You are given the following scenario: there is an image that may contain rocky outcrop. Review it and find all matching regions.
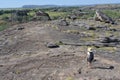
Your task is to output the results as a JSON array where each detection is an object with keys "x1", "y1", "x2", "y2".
[
  {"x1": 99, "y1": 36, "x2": 120, "y2": 43},
  {"x1": 67, "y1": 14, "x2": 77, "y2": 20},
  {"x1": 45, "y1": 42, "x2": 59, "y2": 48},
  {"x1": 58, "y1": 19, "x2": 69, "y2": 26},
  {"x1": 35, "y1": 10, "x2": 51, "y2": 20},
  {"x1": 86, "y1": 26, "x2": 96, "y2": 30},
  {"x1": 17, "y1": 26, "x2": 25, "y2": 30},
  {"x1": 94, "y1": 10, "x2": 114, "y2": 24}
]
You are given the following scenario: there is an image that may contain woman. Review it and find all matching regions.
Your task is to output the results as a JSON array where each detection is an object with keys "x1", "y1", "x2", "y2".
[{"x1": 87, "y1": 47, "x2": 94, "y2": 68}]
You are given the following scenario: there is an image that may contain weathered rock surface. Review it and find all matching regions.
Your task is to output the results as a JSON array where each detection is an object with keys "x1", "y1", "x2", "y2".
[
  {"x1": 35, "y1": 10, "x2": 51, "y2": 21},
  {"x1": 58, "y1": 19, "x2": 69, "y2": 26},
  {"x1": 17, "y1": 26, "x2": 25, "y2": 30},
  {"x1": 94, "y1": 10, "x2": 114, "y2": 24},
  {"x1": 100, "y1": 36, "x2": 120, "y2": 43},
  {"x1": 0, "y1": 19, "x2": 120, "y2": 80},
  {"x1": 67, "y1": 14, "x2": 77, "y2": 20},
  {"x1": 45, "y1": 42, "x2": 59, "y2": 48}
]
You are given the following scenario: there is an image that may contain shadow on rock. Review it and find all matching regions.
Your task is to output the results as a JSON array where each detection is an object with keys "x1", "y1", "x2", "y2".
[
  {"x1": 45, "y1": 42, "x2": 59, "y2": 48},
  {"x1": 93, "y1": 66, "x2": 114, "y2": 70}
]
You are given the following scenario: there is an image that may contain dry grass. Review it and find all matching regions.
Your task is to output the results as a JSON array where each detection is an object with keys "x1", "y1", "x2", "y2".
[
  {"x1": 64, "y1": 30, "x2": 80, "y2": 34},
  {"x1": 96, "y1": 47, "x2": 117, "y2": 53}
]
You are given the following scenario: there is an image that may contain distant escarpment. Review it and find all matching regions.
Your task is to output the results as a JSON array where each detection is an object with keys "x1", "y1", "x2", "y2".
[{"x1": 22, "y1": 5, "x2": 59, "y2": 8}]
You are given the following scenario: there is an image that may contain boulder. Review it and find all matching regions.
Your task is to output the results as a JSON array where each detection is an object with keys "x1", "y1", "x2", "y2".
[
  {"x1": 58, "y1": 19, "x2": 69, "y2": 26},
  {"x1": 100, "y1": 37, "x2": 119, "y2": 43},
  {"x1": 94, "y1": 10, "x2": 114, "y2": 24},
  {"x1": 86, "y1": 26, "x2": 96, "y2": 30},
  {"x1": 67, "y1": 15, "x2": 77, "y2": 20},
  {"x1": 35, "y1": 10, "x2": 51, "y2": 21},
  {"x1": 96, "y1": 25, "x2": 117, "y2": 31},
  {"x1": 46, "y1": 42, "x2": 59, "y2": 48},
  {"x1": 17, "y1": 26, "x2": 24, "y2": 30}
]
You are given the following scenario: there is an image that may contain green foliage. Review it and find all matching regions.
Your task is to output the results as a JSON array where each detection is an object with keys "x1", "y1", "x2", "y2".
[
  {"x1": 46, "y1": 11, "x2": 68, "y2": 20},
  {"x1": 56, "y1": 41, "x2": 64, "y2": 45},
  {"x1": 96, "y1": 47, "x2": 117, "y2": 53},
  {"x1": 102, "y1": 10, "x2": 120, "y2": 19},
  {"x1": 51, "y1": 25, "x2": 59, "y2": 30},
  {"x1": 14, "y1": 70, "x2": 21, "y2": 74},
  {"x1": 3, "y1": 10, "x2": 12, "y2": 14},
  {"x1": 2, "y1": 16, "x2": 9, "y2": 21},
  {"x1": 0, "y1": 20, "x2": 9, "y2": 31},
  {"x1": 0, "y1": 13, "x2": 10, "y2": 20},
  {"x1": 0, "y1": 25, "x2": 8, "y2": 31},
  {"x1": 64, "y1": 30, "x2": 80, "y2": 34},
  {"x1": 0, "y1": 10, "x2": 4, "y2": 15},
  {"x1": 79, "y1": 11, "x2": 95, "y2": 19},
  {"x1": 65, "y1": 77, "x2": 74, "y2": 80},
  {"x1": 0, "y1": 24, "x2": 8, "y2": 31},
  {"x1": 17, "y1": 17, "x2": 23, "y2": 23}
]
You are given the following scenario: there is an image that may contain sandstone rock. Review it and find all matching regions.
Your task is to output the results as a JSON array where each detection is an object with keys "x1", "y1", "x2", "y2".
[
  {"x1": 67, "y1": 14, "x2": 77, "y2": 20},
  {"x1": 58, "y1": 19, "x2": 69, "y2": 26},
  {"x1": 94, "y1": 10, "x2": 114, "y2": 24},
  {"x1": 35, "y1": 10, "x2": 51, "y2": 21}
]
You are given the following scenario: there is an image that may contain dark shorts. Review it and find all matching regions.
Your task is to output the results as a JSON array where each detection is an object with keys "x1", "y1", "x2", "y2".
[
  {"x1": 87, "y1": 57, "x2": 94, "y2": 63},
  {"x1": 87, "y1": 52, "x2": 94, "y2": 63}
]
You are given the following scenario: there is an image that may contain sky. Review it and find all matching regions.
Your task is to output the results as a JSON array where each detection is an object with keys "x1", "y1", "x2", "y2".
[{"x1": 0, "y1": 0, "x2": 120, "y2": 8}]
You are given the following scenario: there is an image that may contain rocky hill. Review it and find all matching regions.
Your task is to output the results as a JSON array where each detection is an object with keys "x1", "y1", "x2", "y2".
[
  {"x1": 22, "y1": 3, "x2": 120, "y2": 9},
  {"x1": 0, "y1": 4, "x2": 120, "y2": 80},
  {"x1": 22, "y1": 5, "x2": 59, "y2": 8}
]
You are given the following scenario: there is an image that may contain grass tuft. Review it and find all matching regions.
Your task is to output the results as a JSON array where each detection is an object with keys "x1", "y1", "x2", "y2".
[{"x1": 0, "y1": 20, "x2": 8, "y2": 31}]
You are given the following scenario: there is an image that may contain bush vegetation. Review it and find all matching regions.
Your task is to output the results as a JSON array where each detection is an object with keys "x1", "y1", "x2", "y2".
[
  {"x1": 46, "y1": 11, "x2": 68, "y2": 20},
  {"x1": 102, "y1": 10, "x2": 120, "y2": 19},
  {"x1": 0, "y1": 7, "x2": 120, "y2": 31},
  {"x1": 0, "y1": 21, "x2": 8, "y2": 31}
]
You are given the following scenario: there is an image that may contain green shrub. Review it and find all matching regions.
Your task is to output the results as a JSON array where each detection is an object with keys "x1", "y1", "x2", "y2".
[
  {"x1": 0, "y1": 25, "x2": 8, "y2": 31},
  {"x1": 102, "y1": 10, "x2": 120, "y2": 19},
  {"x1": 2, "y1": 16, "x2": 9, "y2": 21},
  {"x1": 0, "y1": 20, "x2": 9, "y2": 31},
  {"x1": 0, "y1": 10, "x2": 4, "y2": 15},
  {"x1": 46, "y1": 11, "x2": 68, "y2": 20}
]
